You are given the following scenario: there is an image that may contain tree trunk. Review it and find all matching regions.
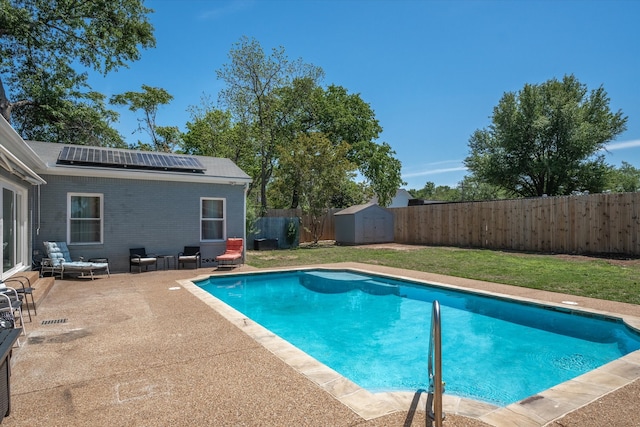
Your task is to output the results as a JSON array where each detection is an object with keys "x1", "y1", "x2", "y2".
[
  {"x1": 289, "y1": 187, "x2": 299, "y2": 209},
  {"x1": 260, "y1": 155, "x2": 268, "y2": 216},
  {"x1": 0, "y1": 77, "x2": 11, "y2": 123}
]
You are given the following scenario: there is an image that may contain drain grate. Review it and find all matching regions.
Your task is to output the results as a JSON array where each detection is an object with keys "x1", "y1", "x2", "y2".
[{"x1": 41, "y1": 318, "x2": 68, "y2": 325}]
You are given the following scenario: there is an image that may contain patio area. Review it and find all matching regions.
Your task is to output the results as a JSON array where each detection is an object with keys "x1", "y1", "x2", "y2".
[{"x1": 3, "y1": 263, "x2": 639, "y2": 426}]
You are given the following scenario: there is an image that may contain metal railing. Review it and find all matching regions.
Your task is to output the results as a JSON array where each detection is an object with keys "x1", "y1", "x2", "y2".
[{"x1": 428, "y1": 300, "x2": 444, "y2": 427}]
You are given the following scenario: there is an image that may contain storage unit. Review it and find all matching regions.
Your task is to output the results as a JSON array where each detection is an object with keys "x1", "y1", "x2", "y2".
[
  {"x1": 253, "y1": 238, "x2": 279, "y2": 250},
  {"x1": 334, "y1": 203, "x2": 394, "y2": 245}
]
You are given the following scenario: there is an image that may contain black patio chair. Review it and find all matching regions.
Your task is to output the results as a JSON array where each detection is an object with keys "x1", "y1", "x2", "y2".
[
  {"x1": 129, "y1": 248, "x2": 158, "y2": 273},
  {"x1": 178, "y1": 246, "x2": 201, "y2": 269}
]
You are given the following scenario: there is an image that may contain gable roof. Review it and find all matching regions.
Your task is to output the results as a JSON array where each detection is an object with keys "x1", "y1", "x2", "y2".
[{"x1": 27, "y1": 141, "x2": 251, "y2": 185}]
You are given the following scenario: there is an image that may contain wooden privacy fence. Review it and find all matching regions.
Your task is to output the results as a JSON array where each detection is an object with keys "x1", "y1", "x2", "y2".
[
  {"x1": 393, "y1": 192, "x2": 640, "y2": 255},
  {"x1": 264, "y1": 193, "x2": 640, "y2": 255}
]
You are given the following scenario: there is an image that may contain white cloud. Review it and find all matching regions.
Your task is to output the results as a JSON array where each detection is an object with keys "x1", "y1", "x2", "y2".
[
  {"x1": 604, "y1": 139, "x2": 640, "y2": 151},
  {"x1": 403, "y1": 166, "x2": 467, "y2": 178}
]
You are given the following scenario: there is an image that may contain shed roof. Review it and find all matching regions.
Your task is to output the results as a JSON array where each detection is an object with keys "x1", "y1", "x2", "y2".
[
  {"x1": 335, "y1": 202, "x2": 390, "y2": 216},
  {"x1": 27, "y1": 141, "x2": 251, "y2": 185}
]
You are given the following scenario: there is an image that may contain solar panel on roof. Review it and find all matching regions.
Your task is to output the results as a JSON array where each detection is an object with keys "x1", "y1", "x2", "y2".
[{"x1": 57, "y1": 146, "x2": 206, "y2": 173}]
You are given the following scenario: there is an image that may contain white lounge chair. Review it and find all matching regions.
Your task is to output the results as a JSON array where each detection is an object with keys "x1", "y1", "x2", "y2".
[{"x1": 42, "y1": 241, "x2": 110, "y2": 280}]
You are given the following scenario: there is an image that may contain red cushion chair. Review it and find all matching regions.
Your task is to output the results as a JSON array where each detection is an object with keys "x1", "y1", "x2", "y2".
[{"x1": 215, "y1": 238, "x2": 244, "y2": 267}]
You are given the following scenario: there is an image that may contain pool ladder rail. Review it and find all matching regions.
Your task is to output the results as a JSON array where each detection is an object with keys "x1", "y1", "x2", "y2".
[{"x1": 428, "y1": 300, "x2": 445, "y2": 427}]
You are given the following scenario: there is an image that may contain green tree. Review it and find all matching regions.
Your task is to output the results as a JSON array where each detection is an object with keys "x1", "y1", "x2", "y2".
[
  {"x1": 216, "y1": 36, "x2": 324, "y2": 214},
  {"x1": 316, "y1": 84, "x2": 403, "y2": 207},
  {"x1": 607, "y1": 161, "x2": 640, "y2": 192},
  {"x1": 465, "y1": 75, "x2": 627, "y2": 197},
  {"x1": 182, "y1": 99, "x2": 259, "y2": 191},
  {"x1": 458, "y1": 175, "x2": 505, "y2": 201},
  {"x1": 183, "y1": 107, "x2": 234, "y2": 156},
  {"x1": 432, "y1": 185, "x2": 460, "y2": 201},
  {"x1": 277, "y1": 133, "x2": 355, "y2": 244},
  {"x1": 15, "y1": 91, "x2": 124, "y2": 146},
  {"x1": 0, "y1": 0, "x2": 155, "y2": 143},
  {"x1": 110, "y1": 85, "x2": 176, "y2": 152},
  {"x1": 271, "y1": 77, "x2": 323, "y2": 208},
  {"x1": 274, "y1": 78, "x2": 403, "y2": 208},
  {"x1": 350, "y1": 140, "x2": 403, "y2": 206},
  {"x1": 409, "y1": 182, "x2": 436, "y2": 199},
  {"x1": 330, "y1": 180, "x2": 371, "y2": 208}
]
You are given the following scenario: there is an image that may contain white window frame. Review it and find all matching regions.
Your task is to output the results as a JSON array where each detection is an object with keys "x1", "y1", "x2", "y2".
[
  {"x1": 0, "y1": 180, "x2": 28, "y2": 279},
  {"x1": 200, "y1": 197, "x2": 226, "y2": 242},
  {"x1": 67, "y1": 193, "x2": 104, "y2": 244}
]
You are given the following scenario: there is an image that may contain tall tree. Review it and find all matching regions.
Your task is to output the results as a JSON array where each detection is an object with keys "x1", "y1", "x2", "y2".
[
  {"x1": 316, "y1": 84, "x2": 403, "y2": 207},
  {"x1": 0, "y1": 0, "x2": 155, "y2": 143},
  {"x1": 275, "y1": 79, "x2": 403, "y2": 207},
  {"x1": 216, "y1": 36, "x2": 324, "y2": 214},
  {"x1": 465, "y1": 75, "x2": 627, "y2": 197},
  {"x1": 110, "y1": 85, "x2": 176, "y2": 151},
  {"x1": 276, "y1": 132, "x2": 355, "y2": 244}
]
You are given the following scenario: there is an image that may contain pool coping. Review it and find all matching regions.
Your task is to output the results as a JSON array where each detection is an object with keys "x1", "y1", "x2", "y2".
[{"x1": 178, "y1": 264, "x2": 640, "y2": 426}]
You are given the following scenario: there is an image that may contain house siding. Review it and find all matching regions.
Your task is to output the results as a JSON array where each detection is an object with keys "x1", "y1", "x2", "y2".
[{"x1": 34, "y1": 174, "x2": 246, "y2": 272}]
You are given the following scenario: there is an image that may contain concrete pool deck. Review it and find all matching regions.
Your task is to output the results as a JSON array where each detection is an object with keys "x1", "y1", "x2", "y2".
[{"x1": 3, "y1": 262, "x2": 640, "y2": 426}]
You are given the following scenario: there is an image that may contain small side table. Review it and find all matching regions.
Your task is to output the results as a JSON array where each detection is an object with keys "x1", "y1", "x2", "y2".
[{"x1": 156, "y1": 255, "x2": 175, "y2": 270}]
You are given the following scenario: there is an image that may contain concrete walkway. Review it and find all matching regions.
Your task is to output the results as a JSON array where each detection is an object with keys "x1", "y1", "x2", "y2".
[{"x1": 3, "y1": 264, "x2": 640, "y2": 426}]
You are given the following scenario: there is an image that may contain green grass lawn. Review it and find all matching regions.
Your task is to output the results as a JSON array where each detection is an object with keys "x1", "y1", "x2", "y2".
[{"x1": 247, "y1": 244, "x2": 640, "y2": 305}]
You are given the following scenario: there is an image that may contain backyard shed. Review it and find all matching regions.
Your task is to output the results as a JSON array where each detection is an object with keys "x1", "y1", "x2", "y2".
[{"x1": 334, "y1": 203, "x2": 394, "y2": 245}]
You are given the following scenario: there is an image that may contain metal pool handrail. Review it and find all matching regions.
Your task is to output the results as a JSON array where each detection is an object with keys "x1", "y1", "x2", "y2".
[{"x1": 428, "y1": 300, "x2": 444, "y2": 427}]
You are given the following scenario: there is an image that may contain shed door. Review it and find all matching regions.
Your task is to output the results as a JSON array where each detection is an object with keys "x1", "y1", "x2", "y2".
[{"x1": 362, "y1": 215, "x2": 386, "y2": 243}]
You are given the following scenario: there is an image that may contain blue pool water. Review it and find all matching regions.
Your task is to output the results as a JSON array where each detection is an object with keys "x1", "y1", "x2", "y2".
[{"x1": 196, "y1": 269, "x2": 640, "y2": 406}]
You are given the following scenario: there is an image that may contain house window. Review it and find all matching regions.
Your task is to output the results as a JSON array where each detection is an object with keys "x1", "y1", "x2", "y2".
[
  {"x1": 68, "y1": 193, "x2": 103, "y2": 244},
  {"x1": 201, "y1": 198, "x2": 225, "y2": 241}
]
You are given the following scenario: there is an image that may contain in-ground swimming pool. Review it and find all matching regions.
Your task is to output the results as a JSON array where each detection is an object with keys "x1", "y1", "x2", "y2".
[{"x1": 195, "y1": 269, "x2": 640, "y2": 406}]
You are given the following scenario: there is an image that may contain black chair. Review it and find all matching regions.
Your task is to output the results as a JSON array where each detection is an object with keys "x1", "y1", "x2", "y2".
[
  {"x1": 178, "y1": 246, "x2": 201, "y2": 269},
  {"x1": 2, "y1": 277, "x2": 34, "y2": 321},
  {"x1": 129, "y1": 248, "x2": 157, "y2": 273}
]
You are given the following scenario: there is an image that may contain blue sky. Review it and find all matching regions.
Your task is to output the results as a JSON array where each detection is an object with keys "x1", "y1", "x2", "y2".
[{"x1": 91, "y1": 0, "x2": 640, "y2": 190}]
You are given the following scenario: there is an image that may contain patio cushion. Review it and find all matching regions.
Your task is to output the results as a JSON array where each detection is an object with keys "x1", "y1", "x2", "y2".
[
  {"x1": 130, "y1": 257, "x2": 157, "y2": 264},
  {"x1": 63, "y1": 261, "x2": 109, "y2": 270},
  {"x1": 44, "y1": 241, "x2": 72, "y2": 266}
]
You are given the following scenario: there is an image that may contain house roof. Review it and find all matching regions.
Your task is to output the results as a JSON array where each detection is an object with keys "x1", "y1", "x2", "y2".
[
  {"x1": 27, "y1": 141, "x2": 252, "y2": 185},
  {"x1": 369, "y1": 188, "x2": 412, "y2": 207},
  {"x1": 0, "y1": 116, "x2": 46, "y2": 184}
]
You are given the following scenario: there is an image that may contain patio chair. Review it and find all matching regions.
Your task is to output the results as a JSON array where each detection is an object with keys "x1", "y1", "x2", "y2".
[
  {"x1": 178, "y1": 246, "x2": 201, "y2": 269},
  {"x1": 43, "y1": 241, "x2": 110, "y2": 280},
  {"x1": 215, "y1": 238, "x2": 244, "y2": 268},
  {"x1": 0, "y1": 285, "x2": 25, "y2": 345},
  {"x1": 1, "y1": 276, "x2": 34, "y2": 321},
  {"x1": 129, "y1": 248, "x2": 158, "y2": 273}
]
